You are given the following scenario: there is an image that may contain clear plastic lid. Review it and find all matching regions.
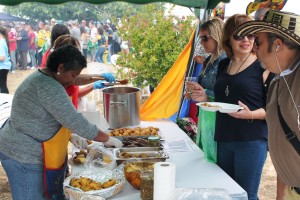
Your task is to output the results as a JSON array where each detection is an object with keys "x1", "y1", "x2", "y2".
[{"x1": 148, "y1": 136, "x2": 160, "y2": 141}]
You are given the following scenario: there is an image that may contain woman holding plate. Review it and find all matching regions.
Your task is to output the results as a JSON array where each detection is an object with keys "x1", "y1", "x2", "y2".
[
  {"x1": 185, "y1": 17, "x2": 226, "y2": 163},
  {"x1": 213, "y1": 14, "x2": 273, "y2": 200}
]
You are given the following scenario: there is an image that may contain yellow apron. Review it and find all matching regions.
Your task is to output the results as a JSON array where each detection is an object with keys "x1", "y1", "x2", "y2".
[{"x1": 42, "y1": 126, "x2": 71, "y2": 198}]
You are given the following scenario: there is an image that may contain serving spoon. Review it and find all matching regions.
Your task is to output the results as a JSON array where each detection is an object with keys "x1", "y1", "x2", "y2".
[
  {"x1": 102, "y1": 79, "x2": 129, "y2": 86},
  {"x1": 90, "y1": 76, "x2": 129, "y2": 84}
]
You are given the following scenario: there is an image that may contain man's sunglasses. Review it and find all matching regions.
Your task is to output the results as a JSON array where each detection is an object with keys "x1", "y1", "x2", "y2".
[
  {"x1": 254, "y1": 38, "x2": 262, "y2": 48},
  {"x1": 233, "y1": 34, "x2": 255, "y2": 41},
  {"x1": 199, "y1": 35, "x2": 211, "y2": 42}
]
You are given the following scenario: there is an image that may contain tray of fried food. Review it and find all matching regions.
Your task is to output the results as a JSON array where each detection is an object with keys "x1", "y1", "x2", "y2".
[
  {"x1": 64, "y1": 169, "x2": 125, "y2": 199},
  {"x1": 113, "y1": 147, "x2": 168, "y2": 165},
  {"x1": 107, "y1": 126, "x2": 160, "y2": 137},
  {"x1": 69, "y1": 176, "x2": 117, "y2": 191}
]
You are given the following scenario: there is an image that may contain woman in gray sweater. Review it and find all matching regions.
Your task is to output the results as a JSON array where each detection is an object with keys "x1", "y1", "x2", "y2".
[{"x1": 0, "y1": 45, "x2": 122, "y2": 199}]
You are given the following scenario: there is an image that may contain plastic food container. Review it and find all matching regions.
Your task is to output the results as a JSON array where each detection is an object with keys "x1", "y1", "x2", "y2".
[
  {"x1": 140, "y1": 170, "x2": 154, "y2": 200},
  {"x1": 113, "y1": 147, "x2": 168, "y2": 165},
  {"x1": 148, "y1": 136, "x2": 161, "y2": 147}
]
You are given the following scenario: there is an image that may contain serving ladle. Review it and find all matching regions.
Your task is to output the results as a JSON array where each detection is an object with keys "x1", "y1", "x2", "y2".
[{"x1": 99, "y1": 78, "x2": 129, "y2": 86}]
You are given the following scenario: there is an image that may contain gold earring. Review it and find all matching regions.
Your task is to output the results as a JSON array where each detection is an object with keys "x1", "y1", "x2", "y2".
[{"x1": 57, "y1": 72, "x2": 60, "y2": 75}]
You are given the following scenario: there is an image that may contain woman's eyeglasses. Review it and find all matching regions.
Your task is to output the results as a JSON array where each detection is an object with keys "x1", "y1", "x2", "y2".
[
  {"x1": 233, "y1": 34, "x2": 255, "y2": 41},
  {"x1": 199, "y1": 35, "x2": 211, "y2": 42}
]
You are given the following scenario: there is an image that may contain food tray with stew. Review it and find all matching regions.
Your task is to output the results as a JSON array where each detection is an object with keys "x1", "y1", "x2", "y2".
[
  {"x1": 112, "y1": 147, "x2": 168, "y2": 165},
  {"x1": 117, "y1": 136, "x2": 163, "y2": 148}
]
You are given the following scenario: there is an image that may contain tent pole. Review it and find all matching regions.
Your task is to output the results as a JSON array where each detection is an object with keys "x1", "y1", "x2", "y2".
[
  {"x1": 176, "y1": 0, "x2": 211, "y2": 121},
  {"x1": 176, "y1": 6, "x2": 205, "y2": 121}
]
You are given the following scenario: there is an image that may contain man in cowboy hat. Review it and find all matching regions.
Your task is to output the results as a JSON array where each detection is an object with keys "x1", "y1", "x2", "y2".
[{"x1": 235, "y1": 10, "x2": 300, "y2": 199}]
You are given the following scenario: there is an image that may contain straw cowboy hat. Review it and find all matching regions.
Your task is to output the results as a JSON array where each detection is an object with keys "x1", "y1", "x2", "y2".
[{"x1": 234, "y1": 10, "x2": 300, "y2": 46}]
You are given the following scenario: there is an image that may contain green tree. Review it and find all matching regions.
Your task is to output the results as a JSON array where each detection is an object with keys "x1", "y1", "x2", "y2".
[
  {"x1": 4, "y1": 2, "x2": 142, "y2": 23},
  {"x1": 117, "y1": 4, "x2": 196, "y2": 88}
]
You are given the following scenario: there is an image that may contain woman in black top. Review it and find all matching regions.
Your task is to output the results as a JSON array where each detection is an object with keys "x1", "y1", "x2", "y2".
[{"x1": 214, "y1": 14, "x2": 270, "y2": 200}]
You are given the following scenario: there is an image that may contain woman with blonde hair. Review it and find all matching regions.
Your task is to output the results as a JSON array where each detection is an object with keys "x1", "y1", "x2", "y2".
[{"x1": 186, "y1": 17, "x2": 226, "y2": 162}]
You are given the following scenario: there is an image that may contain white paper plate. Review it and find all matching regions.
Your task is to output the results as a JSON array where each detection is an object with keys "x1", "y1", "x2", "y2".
[{"x1": 197, "y1": 102, "x2": 243, "y2": 113}]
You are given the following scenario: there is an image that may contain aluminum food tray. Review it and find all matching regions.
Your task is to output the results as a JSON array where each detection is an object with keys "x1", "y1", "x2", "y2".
[
  {"x1": 114, "y1": 135, "x2": 165, "y2": 142},
  {"x1": 106, "y1": 127, "x2": 164, "y2": 140},
  {"x1": 113, "y1": 147, "x2": 168, "y2": 165},
  {"x1": 114, "y1": 136, "x2": 148, "y2": 141}
]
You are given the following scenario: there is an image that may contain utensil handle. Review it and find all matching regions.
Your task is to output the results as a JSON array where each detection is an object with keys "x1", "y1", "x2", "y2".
[
  {"x1": 91, "y1": 77, "x2": 124, "y2": 83},
  {"x1": 110, "y1": 101, "x2": 127, "y2": 105},
  {"x1": 104, "y1": 82, "x2": 121, "y2": 86}
]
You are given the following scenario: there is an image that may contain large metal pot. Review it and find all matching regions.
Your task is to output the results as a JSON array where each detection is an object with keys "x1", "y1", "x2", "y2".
[{"x1": 102, "y1": 86, "x2": 141, "y2": 128}]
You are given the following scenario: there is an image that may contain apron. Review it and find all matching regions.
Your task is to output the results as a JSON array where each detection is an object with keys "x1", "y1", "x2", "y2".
[{"x1": 42, "y1": 126, "x2": 71, "y2": 199}]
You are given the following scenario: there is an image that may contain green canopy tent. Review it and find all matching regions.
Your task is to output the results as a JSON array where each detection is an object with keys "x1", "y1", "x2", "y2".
[{"x1": 0, "y1": 0, "x2": 230, "y2": 10}]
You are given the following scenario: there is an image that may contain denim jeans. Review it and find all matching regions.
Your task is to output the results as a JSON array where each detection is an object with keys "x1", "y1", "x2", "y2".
[
  {"x1": 217, "y1": 140, "x2": 267, "y2": 200},
  {"x1": 0, "y1": 152, "x2": 66, "y2": 200},
  {"x1": 10, "y1": 50, "x2": 16, "y2": 71},
  {"x1": 107, "y1": 44, "x2": 112, "y2": 63},
  {"x1": 95, "y1": 46, "x2": 106, "y2": 63},
  {"x1": 29, "y1": 49, "x2": 37, "y2": 67}
]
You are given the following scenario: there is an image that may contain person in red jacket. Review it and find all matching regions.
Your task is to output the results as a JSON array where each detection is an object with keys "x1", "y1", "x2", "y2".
[
  {"x1": 41, "y1": 25, "x2": 116, "y2": 108},
  {"x1": 45, "y1": 34, "x2": 115, "y2": 108}
]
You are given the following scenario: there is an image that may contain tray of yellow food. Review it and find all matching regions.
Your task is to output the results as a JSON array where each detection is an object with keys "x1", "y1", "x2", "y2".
[
  {"x1": 107, "y1": 126, "x2": 160, "y2": 137},
  {"x1": 113, "y1": 147, "x2": 168, "y2": 165},
  {"x1": 64, "y1": 169, "x2": 125, "y2": 200},
  {"x1": 197, "y1": 102, "x2": 243, "y2": 113}
]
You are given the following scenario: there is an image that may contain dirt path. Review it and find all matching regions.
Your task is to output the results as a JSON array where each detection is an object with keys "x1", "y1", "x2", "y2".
[{"x1": 0, "y1": 68, "x2": 277, "y2": 199}]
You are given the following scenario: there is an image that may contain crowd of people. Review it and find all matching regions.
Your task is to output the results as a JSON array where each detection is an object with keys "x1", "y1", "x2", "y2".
[
  {"x1": 1, "y1": 18, "x2": 121, "y2": 73},
  {"x1": 0, "y1": 18, "x2": 125, "y2": 94}
]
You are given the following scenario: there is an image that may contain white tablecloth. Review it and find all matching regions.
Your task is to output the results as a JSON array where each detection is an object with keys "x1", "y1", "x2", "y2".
[
  {"x1": 109, "y1": 120, "x2": 247, "y2": 200},
  {"x1": 0, "y1": 93, "x2": 247, "y2": 199},
  {"x1": 0, "y1": 94, "x2": 13, "y2": 127}
]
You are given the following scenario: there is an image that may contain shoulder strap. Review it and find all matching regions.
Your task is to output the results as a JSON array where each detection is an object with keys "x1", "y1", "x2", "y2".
[
  {"x1": 0, "y1": 118, "x2": 9, "y2": 129},
  {"x1": 277, "y1": 104, "x2": 300, "y2": 155}
]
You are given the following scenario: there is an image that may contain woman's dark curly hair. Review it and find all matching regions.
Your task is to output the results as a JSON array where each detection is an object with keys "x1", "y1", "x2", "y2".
[{"x1": 46, "y1": 45, "x2": 86, "y2": 73}]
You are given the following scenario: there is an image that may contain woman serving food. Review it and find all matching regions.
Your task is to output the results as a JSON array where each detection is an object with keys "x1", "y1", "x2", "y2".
[{"x1": 0, "y1": 45, "x2": 122, "y2": 199}]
